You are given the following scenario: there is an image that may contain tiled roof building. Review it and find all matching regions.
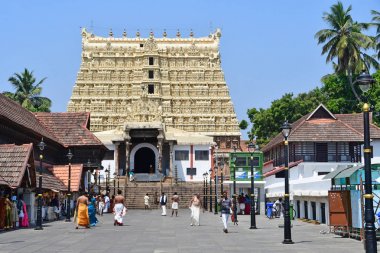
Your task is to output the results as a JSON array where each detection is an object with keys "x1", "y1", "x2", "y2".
[{"x1": 0, "y1": 143, "x2": 36, "y2": 188}]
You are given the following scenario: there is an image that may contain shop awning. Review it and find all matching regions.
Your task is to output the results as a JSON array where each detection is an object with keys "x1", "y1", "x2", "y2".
[
  {"x1": 334, "y1": 165, "x2": 363, "y2": 179},
  {"x1": 322, "y1": 165, "x2": 354, "y2": 180}
]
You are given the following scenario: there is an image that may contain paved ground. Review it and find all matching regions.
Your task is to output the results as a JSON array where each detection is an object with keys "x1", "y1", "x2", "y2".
[{"x1": 0, "y1": 209, "x2": 377, "y2": 253}]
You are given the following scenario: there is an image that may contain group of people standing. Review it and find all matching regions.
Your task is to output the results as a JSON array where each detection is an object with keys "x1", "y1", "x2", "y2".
[
  {"x1": 74, "y1": 190, "x2": 127, "y2": 229},
  {"x1": 157, "y1": 191, "x2": 233, "y2": 233},
  {"x1": 0, "y1": 194, "x2": 29, "y2": 230}
]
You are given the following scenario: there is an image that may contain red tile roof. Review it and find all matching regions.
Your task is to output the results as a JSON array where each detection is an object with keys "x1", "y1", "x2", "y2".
[
  {"x1": 49, "y1": 164, "x2": 83, "y2": 192},
  {"x1": 35, "y1": 113, "x2": 104, "y2": 147},
  {"x1": 41, "y1": 167, "x2": 67, "y2": 191},
  {"x1": 0, "y1": 144, "x2": 34, "y2": 188},
  {"x1": 0, "y1": 94, "x2": 58, "y2": 142},
  {"x1": 262, "y1": 104, "x2": 380, "y2": 152}
]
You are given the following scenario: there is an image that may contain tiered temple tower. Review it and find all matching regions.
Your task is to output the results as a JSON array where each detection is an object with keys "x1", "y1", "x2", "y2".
[{"x1": 67, "y1": 28, "x2": 240, "y2": 178}]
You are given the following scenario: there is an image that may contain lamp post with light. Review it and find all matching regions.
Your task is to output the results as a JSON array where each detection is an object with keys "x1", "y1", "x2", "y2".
[
  {"x1": 281, "y1": 121, "x2": 293, "y2": 244},
  {"x1": 209, "y1": 168, "x2": 213, "y2": 212},
  {"x1": 113, "y1": 172, "x2": 117, "y2": 195},
  {"x1": 232, "y1": 145, "x2": 238, "y2": 224},
  {"x1": 204, "y1": 172, "x2": 208, "y2": 210},
  {"x1": 35, "y1": 138, "x2": 46, "y2": 230},
  {"x1": 248, "y1": 142, "x2": 257, "y2": 229},
  {"x1": 65, "y1": 149, "x2": 73, "y2": 222},
  {"x1": 214, "y1": 166, "x2": 218, "y2": 215},
  {"x1": 354, "y1": 71, "x2": 377, "y2": 253}
]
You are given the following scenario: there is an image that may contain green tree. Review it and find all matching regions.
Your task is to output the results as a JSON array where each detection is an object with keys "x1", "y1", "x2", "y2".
[
  {"x1": 315, "y1": 1, "x2": 378, "y2": 101},
  {"x1": 239, "y1": 120, "x2": 248, "y2": 130},
  {"x1": 3, "y1": 68, "x2": 51, "y2": 112},
  {"x1": 371, "y1": 10, "x2": 380, "y2": 59}
]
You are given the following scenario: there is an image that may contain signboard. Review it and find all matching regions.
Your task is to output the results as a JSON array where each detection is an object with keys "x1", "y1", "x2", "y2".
[{"x1": 229, "y1": 152, "x2": 263, "y2": 181}]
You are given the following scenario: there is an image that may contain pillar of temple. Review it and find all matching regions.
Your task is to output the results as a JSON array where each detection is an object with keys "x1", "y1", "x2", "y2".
[
  {"x1": 114, "y1": 142, "x2": 120, "y2": 176},
  {"x1": 169, "y1": 141, "x2": 174, "y2": 177}
]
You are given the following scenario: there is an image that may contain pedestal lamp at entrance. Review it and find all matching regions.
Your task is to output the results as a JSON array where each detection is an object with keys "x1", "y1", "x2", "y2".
[
  {"x1": 281, "y1": 120, "x2": 293, "y2": 244},
  {"x1": 354, "y1": 71, "x2": 377, "y2": 253},
  {"x1": 35, "y1": 137, "x2": 46, "y2": 230},
  {"x1": 65, "y1": 149, "x2": 73, "y2": 222},
  {"x1": 248, "y1": 142, "x2": 257, "y2": 229}
]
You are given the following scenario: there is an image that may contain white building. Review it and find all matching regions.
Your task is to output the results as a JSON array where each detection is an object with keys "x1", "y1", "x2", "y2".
[{"x1": 263, "y1": 104, "x2": 380, "y2": 224}]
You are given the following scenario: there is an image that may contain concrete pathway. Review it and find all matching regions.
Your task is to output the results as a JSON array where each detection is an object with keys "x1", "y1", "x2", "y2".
[{"x1": 0, "y1": 209, "x2": 376, "y2": 253}]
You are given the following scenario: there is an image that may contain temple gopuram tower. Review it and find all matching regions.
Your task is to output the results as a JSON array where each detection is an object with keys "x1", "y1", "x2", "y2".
[{"x1": 68, "y1": 28, "x2": 240, "y2": 181}]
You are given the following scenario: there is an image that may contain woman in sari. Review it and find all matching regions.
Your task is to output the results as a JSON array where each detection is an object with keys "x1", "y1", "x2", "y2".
[
  {"x1": 88, "y1": 196, "x2": 98, "y2": 227},
  {"x1": 189, "y1": 194, "x2": 202, "y2": 226},
  {"x1": 4, "y1": 195, "x2": 12, "y2": 230},
  {"x1": 19, "y1": 197, "x2": 29, "y2": 227}
]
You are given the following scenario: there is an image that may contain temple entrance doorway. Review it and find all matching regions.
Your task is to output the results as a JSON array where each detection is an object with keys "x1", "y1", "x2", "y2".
[
  {"x1": 130, "y1": 143, "x2": 159, "y2": 174},
  {"x1": 134, "y1": 147, "x2": 155, "y2": 174}
]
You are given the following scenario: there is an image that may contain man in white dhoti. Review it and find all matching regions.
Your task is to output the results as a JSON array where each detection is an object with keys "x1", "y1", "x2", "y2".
[
  {"x1": 113, "y1": 190, "x2": 126, "y2": 226},
  {"x1": 159, "y1": 192, "x2": 167, "y2": 216}
]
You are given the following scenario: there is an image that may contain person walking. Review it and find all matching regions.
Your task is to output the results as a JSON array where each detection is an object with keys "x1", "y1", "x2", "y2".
[
  {"x1": 88, "y1": 195, "x2": 98, "y2": 227},
  {"x1": 274, "y1": 198, "x2": 283, "y2": 218},
  {"x1": 159, "y1": 192, "x2": 167, "y2": 216},
  {"x1": 98, "y1": 195, "x2": 105, "y2": 216},
  {"x1": 220, "y1": 191, "x2": 232, "y2": 233},
  {"x1": 104, "y1": 194, "x2": 110, "y2": 213},
  {"x1": 75, "y1": 192, "x2": 90, "y2": 229},
  {"x1": 189, "y1": 194, "x2": 202, "y2": 226},
  {"x1": 171, "y1": 192, "x2": 179, "y2": 217},
  {"x1": 144, "y1": 193, "x2": 150, "y2": 210},
  {"x1": 113, "y1": 190, "x2": 126, "y2": 226}
]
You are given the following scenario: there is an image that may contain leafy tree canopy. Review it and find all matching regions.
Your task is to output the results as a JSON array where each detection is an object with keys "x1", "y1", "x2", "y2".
[{"x1": 2, "y1": 68, "x2": 51, "y2": 112}]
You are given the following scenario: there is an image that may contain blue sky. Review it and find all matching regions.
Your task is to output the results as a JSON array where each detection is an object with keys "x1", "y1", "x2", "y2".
[{"x1": 0, "y1": 0, "x2": 378, "y2": 138}]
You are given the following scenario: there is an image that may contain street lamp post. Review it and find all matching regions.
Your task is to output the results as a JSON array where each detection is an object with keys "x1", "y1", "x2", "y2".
[
  {"x1": 209, "y1": 168, "x2": 213, "y2": 212},
  {"x1": 248, "y1": 142, "x2": 257, "y2": 229},
  {"x1": 35, "y1": 138, "x2": 46, "y2": 230},
  {"x1": 214, "y1": 166, "x2": 218, "y2": 215},
  {"x1": 65, "y1": 149, "x2": 73, "y2": 222},
  {"x1": 117, "y1": 175, "x2": 120, "y2": 193},
  {"x1": 354, "y1": 71, "x2": 377, "y2": 253},
  {"x1": 220, "y1": 160, "x2": 224, "y2": 196},
  {"x1": 205, "y1": 172, "x2": 208, "y2": 210},
  {"x1": 232, "y1": 145, "x2": 238, "y2": 224},
  {"x1": 202, "y1": 173, "x2": 206, "y2": 209},
  {"x1": 113, "y1": 172, "x2": 117, "y2": 196},
  {"x1": 281, "y1": 121, "x2": 293, "y2": 244}
]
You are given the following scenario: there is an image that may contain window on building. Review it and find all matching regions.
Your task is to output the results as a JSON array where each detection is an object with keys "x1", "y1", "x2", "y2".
[
  {"x1": 195, "y1": 150, "x2": 209, "y2": 160},
  {"x1": 140, "y1": 44, "x2": 144, "y2": 48},
  {"x1": 317, "y1": 171, "x2": 329, "y2": 176},
  {"x1": 175, "y1": 150, "x2": 189, "y2": 160},
  {"x1": 149, "y1": 70, "x2": 154, "y2": 79},
  {"x1": 316, "y1": 143, "x2": 328, "y2": 162},
  {"x1": 148, "y1": 84, "x2": 154, "y2": 94},
  {"x1": 149, "y1": 57, "x2": 154, "y2": 65},
  {"x1": 235, "y1": 157, "x2": 247, "y2": 166}
]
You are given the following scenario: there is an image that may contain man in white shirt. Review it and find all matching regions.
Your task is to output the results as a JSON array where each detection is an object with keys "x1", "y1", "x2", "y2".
[{"x1": 159, "y1": 192, "x2": 167, "y2": 216}]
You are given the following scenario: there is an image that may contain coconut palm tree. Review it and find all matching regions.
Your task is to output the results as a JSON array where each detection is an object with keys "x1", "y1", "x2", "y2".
[
  {"x1": 3, "y1": 68, "x2": 51, "y2": 112},
  {"x1": 315, "y1": 2, "x2": 378, "y2": 101},
  {"x1": 371, "y1": 10, "x2": 380, "y2": 59}
]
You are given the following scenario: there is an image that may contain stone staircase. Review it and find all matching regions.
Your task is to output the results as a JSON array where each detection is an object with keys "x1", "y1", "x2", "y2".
[{"x1": 107, "y1": 176, "x2": 226, "y2": 209}]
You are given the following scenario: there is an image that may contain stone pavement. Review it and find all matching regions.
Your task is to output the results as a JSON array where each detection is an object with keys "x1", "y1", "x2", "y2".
[{"x1": 0, "y1": 209, "x2": 377, "y2": 253}]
